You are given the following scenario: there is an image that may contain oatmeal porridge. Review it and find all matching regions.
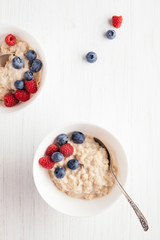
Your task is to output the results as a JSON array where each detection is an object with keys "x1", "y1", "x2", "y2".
[
  {"x1": 0, "y1": 34, "x2": 42, "y2": 107},
  {"x1": 39, "y1": 132, "x2": 117, "y2": 200}
]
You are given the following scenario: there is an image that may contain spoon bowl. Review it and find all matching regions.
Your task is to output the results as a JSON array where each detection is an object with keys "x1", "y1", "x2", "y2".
[{"x1": 0, "y1": 54, "x2": 10, "y2": 67}]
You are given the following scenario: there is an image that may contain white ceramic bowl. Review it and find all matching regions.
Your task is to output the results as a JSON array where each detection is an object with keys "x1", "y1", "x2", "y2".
[
  {"x1": 0, "y1": 24, "x2": 47, "y2": 113},
  {"x1": 33, "y1": 123, "x2": 128, "y2": 217}
]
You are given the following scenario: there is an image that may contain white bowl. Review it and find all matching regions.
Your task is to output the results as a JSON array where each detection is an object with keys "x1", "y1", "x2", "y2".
[
  {"x1": 33, "y1": 123, "x2": 128, "y2": 217},
  {"x1": 0, "y1": 24, "x2": 47, "y2": 113}
]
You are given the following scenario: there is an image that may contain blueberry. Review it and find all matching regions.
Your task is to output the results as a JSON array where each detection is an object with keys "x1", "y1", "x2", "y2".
[
  {"x1": 57, "y1": 134, "x2": 69, "y2": 146},
  {"x1": 106, "y1": 30, "x2": 116, "y2": 40},
  {"x1": 54, "y1": 167, "x2": 65, "y2": 179},
  {"x1": 12, "y1": 57, "x2": 24, "y2": 69},
  {"x1": 67, "y1": 159, "x2": 79, "y2": 170},
  {"x1": 25, "y1": 50, "x2": 37, "y2": 61},
  {"x1": 72, "y1": 131, "x2": 85, "y2": 144},
  {"x1": 24, "y1": 71, "x2": 34, "y2": 81},
  {"x1": 51, "y1": 152, "x2": 63, "y2": 163},
  {"x1": 14, "y1": 80, "x2": 24, "y2": 90},
  {"x1": 86, "y1": 52, "x2": 97, "y2": 63},
  {"x1": 30, "y1": 59, "x2": 42, "y2": 72}
]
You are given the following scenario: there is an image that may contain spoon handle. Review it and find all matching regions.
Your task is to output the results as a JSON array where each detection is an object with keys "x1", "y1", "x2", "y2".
[{"x1": 111, "y1": 168, "x2": 149, "y2": 231}]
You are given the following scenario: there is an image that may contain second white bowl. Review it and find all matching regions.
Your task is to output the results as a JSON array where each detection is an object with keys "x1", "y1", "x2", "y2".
[{"x1": 0, "y1": 24, "x2": 47, "y2": 114}]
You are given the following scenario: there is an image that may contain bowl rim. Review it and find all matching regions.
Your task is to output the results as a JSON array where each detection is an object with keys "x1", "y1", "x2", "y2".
[
  {"x1": 33, "y1": 122, "x2": 128, "y2": 217},
  {"x1": 0, "y1": 24, "x2": 47, "y2": 114}
]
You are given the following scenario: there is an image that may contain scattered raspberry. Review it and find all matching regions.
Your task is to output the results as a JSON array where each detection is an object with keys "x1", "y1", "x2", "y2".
[
  {"x1": 25, "y1": 79, "x2": 37, "y2": 94},
  {"x1": 39, "y1": 156, "x2": 55, "y2": 169},
  {"x1": 60, "y1": 143, "x2": 74, "y2": 157},
  {"x1": 15, "y1": 90, "x2": 30, "y2": 102},
  {"x1": 4, "y1": 93, "x2": 19, "y2": 107},
  {"x1": 112, "y1": 16, "x2": 123, "y2": 28},
  {"x1": 5, "y1": 34, "x2": 16, "y2": 46},
  {"x1": 46, "y1": 144, "x2": 59, "y2": 156}
]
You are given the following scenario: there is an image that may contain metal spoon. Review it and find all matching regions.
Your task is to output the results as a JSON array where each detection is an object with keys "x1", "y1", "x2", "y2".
[
  {"x1": 94, "y1": 137, "x2": 149, "y2": 231},
  {"x1": 0, "y1": 54, "x2": 10, "y2": 67}
]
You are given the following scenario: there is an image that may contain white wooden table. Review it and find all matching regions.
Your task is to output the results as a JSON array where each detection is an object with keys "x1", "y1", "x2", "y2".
[{"x1": 0, "y1": 0, "x2": 159, "y2": 239}]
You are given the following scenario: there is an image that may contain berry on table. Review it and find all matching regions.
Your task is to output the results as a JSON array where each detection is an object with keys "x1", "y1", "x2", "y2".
[
  {"x1": 24, "y1": 71, "x2": 34, "y2": 81},
  {"x1": 25, "y1": 50, "x2": 37, "y2": 61},
  {"x1": 12, "y1": 57, "x2": 24, "y2": 69},
  {"x1": 15, "y1": 90, "x2": 30, "y2": 102},
  {"x1": 67, "y1": 159, "x2": 79, "y2": 170},
  {"x1": 86, "y1": 52, "x2": 97, "y2": 63},
  {"x1": 14, "y1": 80, "x2": 24, "y2": 90},
  {"x1": 46, "y1": 144, "x2": 59, "y2": 156},
  {"x1": 25, "y1": 79, "x2": 37, "y2": 93},
  {"x1": 112, "y1": 16, "x2": 123, "y2": 28},
  {"x1": 4, "y1": 93, "x2": 19, "y2": 107},
  {"x1": 54, "y1": 167, "x2": 65, "y2": 179},
  {"x1": 51, "y1": 152, "x2": 63, "y2": 163},
  {"x1": 72, "y1": 131, "x2": 85, "y2": 144},
  {"x1": 39, "y1": 156, "x2": 55, "y2": 169},
  {"x1": 60, "y1": 143, "x2": 74, "y2": 157},
  {"x1": 106, "y1": 30, "x2": 116, "y2": 39},
  {"x1": 5, "y1": 34, "x2": 16, "y2": 46},
  {"x1": 57, "y1": 134, "x2": 69, "y2": 146},
  {"x1": 30, "y1": 59, "x2": 42, "y2": 72}
]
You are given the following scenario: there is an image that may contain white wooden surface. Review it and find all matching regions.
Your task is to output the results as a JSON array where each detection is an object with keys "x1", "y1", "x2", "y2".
[{"x1": 0, "y1": 0, "x2": 159, "y2": 239}]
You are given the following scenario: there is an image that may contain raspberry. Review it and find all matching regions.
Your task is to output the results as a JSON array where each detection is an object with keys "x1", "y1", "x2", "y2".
[
  {"x1": 112, "y1": 16, "x2": 123, "y2": 28},
  {"x1": 15, "y1": 90, "x2": 30, "y2": 102},
  {"x1": 5, "y1": 34, "x2": 16, "y2": 46},
  {"x1": 25, "y1": 79, "x2": 37, "y2": 94},
  {"x1": 60, "y1": 143, "x2": 74, "y2": 157},
  {"x1": 46, "y1": 144, "x2": 59, "y2": 156},
  {"x1": 39, "y1": 156, "x2": 55, "y2": 169},
  {"x1": 4, "y1": 93, "x2": 19, "y2": 107}
]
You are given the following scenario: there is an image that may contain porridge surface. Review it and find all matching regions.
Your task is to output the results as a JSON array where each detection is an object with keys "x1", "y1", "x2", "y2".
[
  {"x1": 0, "y1": 39, "x2": 41, "y2": 101},
  {"x1": 49, "y1": 135, "x2": 117, "y2": 200}
]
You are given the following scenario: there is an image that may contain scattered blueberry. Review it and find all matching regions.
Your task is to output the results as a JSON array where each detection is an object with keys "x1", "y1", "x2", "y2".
[
  {"x1": 24, "y1": 71, "x2": 34, "y2": 81},
  {"x1": 86, "y1": 52, "x2": 97, "y2": 63},
  {"x1": 30, "y1": 59, "x2": 42, "y2": 72},
  {"x1": 12, "y1": 57, "x2": 24, "y2": 69},
  {"x1": 57, "y1": 134, "x2": 69, "y2": 146},
  {"x1": 72, "y1": 131, "x2": 85, "y2": 144},
  {"x1": 67, "y1": 159, "x2": 79, "y2": 170},
  {"x1": 106, "y1": 30, "x2": 116, "y2": 40},
  {"x1": 54, "y1": 167, "x2": 65, "y2": 179},
  {"x1": 25, "y1": 50, "x2": 37, "y2": 61},
  {"x1": 51, "y1": 152, "x2": 63, "y2": 163},
  {"x1": 14, "y1": 80, "x2": 24, "y2": 90}
]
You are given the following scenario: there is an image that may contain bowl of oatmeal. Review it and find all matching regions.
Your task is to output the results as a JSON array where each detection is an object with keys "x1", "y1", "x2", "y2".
[
  {"x1": 0, "y1": 24, "x2": 46, "y2": 113},
  {"x1": 33, "y1": 123, "x2": 128, "y2": 216}
]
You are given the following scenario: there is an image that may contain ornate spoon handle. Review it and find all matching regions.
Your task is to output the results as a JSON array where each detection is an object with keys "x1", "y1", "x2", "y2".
[
  {"x1": 111, "y1": 168, "x2": 149, "y2": 231},
  {"x1": 127, "y1": 198, "x2": 149, "y2": 231},
  {"x1": 93, "y1": 137, "x2": 149, "y2": 231}
]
